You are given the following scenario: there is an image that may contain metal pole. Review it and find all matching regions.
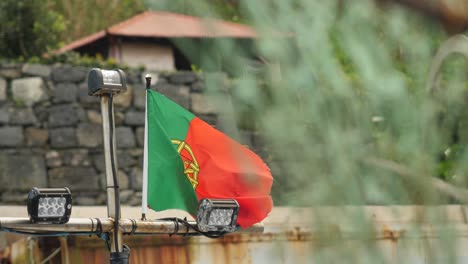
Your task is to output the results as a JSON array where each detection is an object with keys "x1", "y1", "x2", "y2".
[
  {"x1": 0, "y1": 217, "x2": 264, "y2": 235},
  {"x1": 101, "y1": 95, "x2": 123, "y2": 255},
  {"x1": 141, "y1": 74, "x2": 151, "y2": 221},
  {"x1": 0, "y1": 217, "x2": 113, "y2": 232}
]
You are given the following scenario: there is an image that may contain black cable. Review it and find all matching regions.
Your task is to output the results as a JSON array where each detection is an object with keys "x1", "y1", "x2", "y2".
[
  {"x1": 170, "y1": 218, "x2": 179, "y2": 237},
  {"x1": 129, "y1": 219, "x2": 137, "y2": 235},
  {"x1": 90, "y1": 218, "x2": 94, "y2": 235},
  {"x1": 108, "y1": 93, "x2": 121, "y2": 253},
  {"x1": 157, "y1": 217, "x2": 227, "y2": 239},
  {"x1": 93, "y1": 218, "x2": 110, "y2": 251},
  {"x1": 94, "y1": 218, "x2": 103, "y2": 237},
  {"x1": 181, "y1": 217, "x2": 189, "y2": 237},
  {"x1": 103, "y1": 233, "x2": 111, "y2": 251}
]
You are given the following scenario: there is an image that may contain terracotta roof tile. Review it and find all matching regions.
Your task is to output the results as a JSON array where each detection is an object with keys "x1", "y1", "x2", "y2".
[
  {"x1": 57, "y1": 11, "x2": 257, "y2": 53},
  {"x1": 56, "y1": 30, "x2": 106, "y2": 54},
  {"x1": 107, "y1": 11, "x2": 257, "y2": 38}
]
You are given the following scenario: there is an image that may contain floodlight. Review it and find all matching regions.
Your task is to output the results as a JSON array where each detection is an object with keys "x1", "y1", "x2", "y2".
[
  {"x1": 27, "y1": 187, "x2": 72, "y2": 224},
  {"x1": 87, "y1": 68, "x2": 127, "y2": 96},
  {"x1": 196, "y1": 198, "x2": 239, "y2": 233}
]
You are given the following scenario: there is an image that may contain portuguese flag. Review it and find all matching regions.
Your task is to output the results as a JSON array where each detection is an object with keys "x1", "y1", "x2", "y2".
[{"x1": 142, "y1": 89, "x2": 273, "y2": 228}]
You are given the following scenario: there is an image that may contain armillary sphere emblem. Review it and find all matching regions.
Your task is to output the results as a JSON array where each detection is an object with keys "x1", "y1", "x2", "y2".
[{"x1": 171, "y1": 139, "x2": 200, "y2": 189}]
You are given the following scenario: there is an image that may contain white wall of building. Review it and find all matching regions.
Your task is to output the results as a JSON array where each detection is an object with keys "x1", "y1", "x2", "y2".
[{"x1": 120, "y1": 42, "x2": 175, "y2": 71}]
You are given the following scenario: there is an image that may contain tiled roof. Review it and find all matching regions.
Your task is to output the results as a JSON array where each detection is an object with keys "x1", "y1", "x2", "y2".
[{"x1": 57, "y1": 11, "x2": 257, "y2": 53}]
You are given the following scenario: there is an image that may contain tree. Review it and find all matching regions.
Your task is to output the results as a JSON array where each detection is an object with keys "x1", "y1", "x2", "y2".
[
  {"x1": 0, "y1": 0, "x2": 65, "y2": 59},
  {"x1": 50, "y1": 0, "x2": 145, "y2": 42},
  {"x1": 145, "y1": 0, "x2": 244, "y2": 22}
]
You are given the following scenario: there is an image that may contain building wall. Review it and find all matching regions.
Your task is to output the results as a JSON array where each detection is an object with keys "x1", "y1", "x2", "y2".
[{"x1": 120, "y1": 43, "x2": 175, "y2": 71}]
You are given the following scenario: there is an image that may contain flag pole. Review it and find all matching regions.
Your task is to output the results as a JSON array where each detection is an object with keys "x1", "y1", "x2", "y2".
[{"x1": 141, "y1": 74, "x2": 151, "y2": 221}]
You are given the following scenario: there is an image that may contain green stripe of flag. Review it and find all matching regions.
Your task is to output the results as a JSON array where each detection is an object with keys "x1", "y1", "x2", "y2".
[{"x1": 146, "y1": 90, "x2": 198, "y2": 214}]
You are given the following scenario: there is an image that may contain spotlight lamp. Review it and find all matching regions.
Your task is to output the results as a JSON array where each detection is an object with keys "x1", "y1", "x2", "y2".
[
  {"x1": 27, "y1": 187, "x2": 72, "y2": 224},
  {"x1": 196, "y1": 198, "x2": 239, "y2": 233},
  {"x1": 87, "y1": 68, "x2": 127, "y2": 96}
]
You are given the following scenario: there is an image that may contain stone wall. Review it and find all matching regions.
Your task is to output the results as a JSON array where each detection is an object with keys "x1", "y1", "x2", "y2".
[{"x1": 0, "y1": 63, "x2": 263, "y2": 206}]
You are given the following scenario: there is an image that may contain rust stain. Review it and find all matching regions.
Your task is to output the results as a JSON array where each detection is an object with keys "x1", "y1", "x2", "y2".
[
  {"x1": 287, "y1": 226, "x2": 308, "y2": 241},
  {"x1": 0, "y1": 246, "x2": 11, "y2": 263},
  {"x1": 0, "y1": 224, "x2": 427, "y2": 264},
  {"x1": 0, "y1": 230, "x2": 312, "y2": 263},
  {"x1": 381, "y1": 224, "x2": 405, "y2": 241}
]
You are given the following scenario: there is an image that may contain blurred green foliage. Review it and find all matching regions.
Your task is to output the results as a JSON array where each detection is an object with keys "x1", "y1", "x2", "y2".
[
  {"x1": 0, "y1": 0, "x2": 65, "y2": 59},
  {"x1": 0, "y1": 0, "x2": 145, "y2": 60},
  {"x1": 147, "y1": 0, "x2": 468, "y2": 206},
  {"x1": 49, "y1": 0, "x2": 145, "y2": 43},
  {"x1": 433, "y1": 56, "x2": 468, "y2": 185},
  {"x1": 153, "y1": 2, "x2": 468, "y2": 260},
  {"x1": 145, "y1": 0, "x2": 243, "y2": 22},
  {"x1": 34, "y1": 51, "x2": 141, "y2": 73}
]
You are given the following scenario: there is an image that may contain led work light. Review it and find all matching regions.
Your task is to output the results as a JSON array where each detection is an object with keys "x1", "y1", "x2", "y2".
[
  {"x1": 196, "y1": 198, "x2": 239, "y2": 233},
  {"x1": 27, "y1": 187, "x2": 72, "y2": 224}
]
